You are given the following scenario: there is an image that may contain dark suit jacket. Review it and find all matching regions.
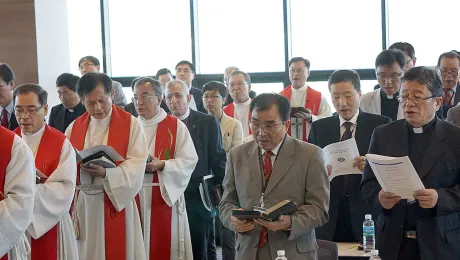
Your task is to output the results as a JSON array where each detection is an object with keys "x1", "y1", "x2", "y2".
[
  {"x1": 360, "y1": 118, "x2": 460, "y2": 260},
  {"x1": 48, "y1": 103, "x2": 86, "y2": 133},
  {"x1": 7, "y1": 112, "x2": 18, "y2": 131},
  {"x1": 224, "y1": 90, "x2": 257, "y2": 106},
  {"x1": 185, "y1": 109, "x2": 226, "y2": 219},
  {"x1": 309, "y1": 111, "x2": 391, "y2": 241},
  {"x1": 190, "y1": 87, "x2": 207, "y2": 113}
]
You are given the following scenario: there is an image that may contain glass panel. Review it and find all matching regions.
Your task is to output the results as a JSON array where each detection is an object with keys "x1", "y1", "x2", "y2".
[{"x1": 251, "y1": 82, "x2": 284, "y2": 95}]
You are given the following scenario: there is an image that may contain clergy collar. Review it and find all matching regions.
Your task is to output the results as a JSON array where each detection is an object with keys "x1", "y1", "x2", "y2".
[
  {"x1": 292, "y1": 84, "x2": 308, "y2": 93},
  {"x1": 1, "y1": 101, "x2": 13, "y2": 114},
  {"x1": 261, "y1": 135, "x2": 285, "y2": 157},
  {"x1": 339, "y1": 110, "x2": 359, "y2": 127},
  {"x1": 380, "y1": 89, "x2": 398, "y2": 100},
  {"x1": 22, "y1": 122, "x2": 46, "y2": 136},
  {"x1": 177, "y1": 108, "x2": 191, "y2": 121},
  {"x1": 67, "y1": 102, "x2": 83, "y2": 113},
  {"x1": 234, "y1": 98, "x2": 251, "y2": 107},
  {"x1": 139, "y1": 108, "x2": 167, "y2": 127},
  {"x1": 407, "y1": 116, "x2": 436, "y2": 134}
]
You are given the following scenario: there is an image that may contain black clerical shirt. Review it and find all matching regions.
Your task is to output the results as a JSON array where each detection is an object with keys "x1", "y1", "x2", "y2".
[{"x1": 380, "y1": 89, "x2": 399, "y2": 121}]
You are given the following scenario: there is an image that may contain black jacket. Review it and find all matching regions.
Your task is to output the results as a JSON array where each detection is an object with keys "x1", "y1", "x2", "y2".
[{"x1": 48, "y1": 103, "x2": 86, "y2": 133}]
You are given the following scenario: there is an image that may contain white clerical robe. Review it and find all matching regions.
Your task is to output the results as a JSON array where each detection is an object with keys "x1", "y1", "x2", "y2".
[
  {"x1": 0, "y1": 135, "x2": 35, "y2": 258},
  {"x1": 290, "y1": 85, "x2": 332, "y2": 140},
  {"x1": 234, "y1": 99, "x2": 251, "y2": 137},
  {"x1": 65, "y1": 109, "x2": 148, "y2": 260},
  {"x1": 138, "y1": 109, "x2": 198, "y2": 260},
  {"x1": 21, "y1": 124, "x2": 78, "y2": 260}
]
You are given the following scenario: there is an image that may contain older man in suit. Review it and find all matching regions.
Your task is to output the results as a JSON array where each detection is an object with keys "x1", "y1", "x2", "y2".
[
  {"x1": 447, "y1": 105, "x2": 460, "y2": 125},
  {"x1": 219, "y1": 93, "x2": 330, "y2": 260},
  {"x1": 309, "y1": 70, "x2": 391, "y2": 243},
  {"x1": 361, "y1": 66, "x2": 460, "y2": 260},
  {"x1": 49, "y1": 73, "x2": 86, "y2": 132},
  {"x1": 165, "y1": 79, "x2": 226, "y2": 260},
  {"x1": 0, "y1": 63, "x2": 19, "y2": 130}
]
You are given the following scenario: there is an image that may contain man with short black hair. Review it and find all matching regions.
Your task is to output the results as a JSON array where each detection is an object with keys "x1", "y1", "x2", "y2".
[
  {"x1": 78, "y1": 56, "x2": 127, "y2": 107},
  {"x1": 49, "y1": 73, "x2": 86, "y2": 133},
  {"x1": 280, "y1": 57, "x2": 332, "y2": 141},
  {"x1": 361, "y1": 49, "x2": 406, "y2": 121},
  {"x1": 389, "y1": 42, "x2": 417, "y2": 72},
  {"x1": 156, "y1": 68, "x2": 174, "y2": 88},
  {"x1": 309, "y1": 70, "x2": 391, "y2": 243},
  {"x1": 0, "y1": 63, "x2": 18, "y2": 130},
  {"x1": 175, "y1": 61, "x2": 206, "y2": 113},
  {"x1": 361, "y1": 66, "x2": 460, "y2": 260}
]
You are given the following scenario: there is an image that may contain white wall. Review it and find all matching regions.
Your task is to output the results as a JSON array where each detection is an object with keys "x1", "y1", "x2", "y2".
[{"x1": 34, "y1": 0, "x2": 72, "y2": 111}]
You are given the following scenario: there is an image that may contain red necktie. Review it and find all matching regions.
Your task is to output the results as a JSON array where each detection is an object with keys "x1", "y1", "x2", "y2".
[
  {"x1": 258, "y1": 150, "x2": 273, "y2": 249},
  {"x1": 1, "y1": 109, "x2": 8, "y2": 128},
  {"x1": 444, "y1": 88, "x2": 453, "y2": 105}
]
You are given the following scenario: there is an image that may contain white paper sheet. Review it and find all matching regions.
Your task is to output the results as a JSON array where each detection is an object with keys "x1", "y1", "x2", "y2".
[
  {"x1": 323, "y1": 138, "x2": 361, "y2": 181},
  {"x1": 366, "y1": 154, "x2": 425, "y2": 200}
]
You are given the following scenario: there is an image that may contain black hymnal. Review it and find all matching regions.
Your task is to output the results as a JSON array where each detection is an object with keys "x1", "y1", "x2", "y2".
[
  {"x1": 232, "y1": 200, "x2": 298, "y2": 221},
  {"x1": 199, "y1": 174, "x2": 223, "y2": 211}
]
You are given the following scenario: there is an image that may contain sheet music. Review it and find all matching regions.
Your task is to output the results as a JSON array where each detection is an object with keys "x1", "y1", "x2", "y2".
[
  {"x1": 75, "y1": 145, "x2": 124, "y2": 162},
  {"x1": 366, "y1": 154, "x2": 425, "y2": 200},
  {"x1": 323, "y1": 138, "x2": 361, "y2": 181}
]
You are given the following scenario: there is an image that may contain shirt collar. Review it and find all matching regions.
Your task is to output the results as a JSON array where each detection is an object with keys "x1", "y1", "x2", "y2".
[
  {"x1": 407, "y1": 116, "x2": 437, "y2": 134},
  {"x1": 177, "y1": 108, "x2": 191, "y2": 121},
  {"x1": 339, "y1": 110, "x2": 359, "y2": 127},
  {"x1": 292, "y1": 84, "x2": 308, "y2": 93},
  {"x1": 261, "y1": 135, "x2": 285, "y2": 157},
  {"x1": 1, "y1": 101, "x2": 13, "y2": 114},
  {"x1": 234, "y1": 98, "x2": 251, "y2": 107},
  {"x1": 139, "y1": 108, "x2": 167, "y2": 127},
  {"x1": 380, "y1": 89, "x2": 398, "y2": 100}
]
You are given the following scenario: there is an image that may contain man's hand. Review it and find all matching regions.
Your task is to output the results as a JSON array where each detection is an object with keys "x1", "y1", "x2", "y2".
[
  {"x1": 295, "y1": 109, "x2": 312, "y2": 121},
  {"x1": 82, "y1": 163, "x2": 107, "y2": 178},
  {"x1": 230, "y1": 209, "x2": 255, "y2": 233},
  {"x1": 379, "y1": 190, "x2": 401, "y2": 209},
  {"x1": 326, "y1": 165, "x2": 332, "y2": 177},
  {"x1": 353, "y1": 156, "x2": 367, "y2": 172},
  {"x1": 254, "y1": 215, "x2": 292, "y2": 232},
  {"x1": 145, "y1": 156, "x2": 165, "y2": 173},
  {"x1": 414, "y1": 189, "x2": 438, "y2": 209}
]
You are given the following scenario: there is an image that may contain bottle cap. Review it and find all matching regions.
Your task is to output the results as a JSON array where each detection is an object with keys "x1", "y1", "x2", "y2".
[
  {"x1": 365, "y1": 214, "x2": 372, "y2": 220},
  {"x1": 371, "y1": 249, "x2": 379, "y2": 256},
  {"x1": 277, "y1": 250, "x2": 285, "y2": 256}
]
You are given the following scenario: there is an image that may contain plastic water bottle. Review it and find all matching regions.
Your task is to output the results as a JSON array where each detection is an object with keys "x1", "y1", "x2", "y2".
[
  {"x1": 369, "y1": 249, "x2": 382, "y2": 260},
  {"x1": 275, "y1": 250, "x2": 288, "y2": 260},
  {"x1": 363, "y1": 214, "x2": 375, "y2": 253}
]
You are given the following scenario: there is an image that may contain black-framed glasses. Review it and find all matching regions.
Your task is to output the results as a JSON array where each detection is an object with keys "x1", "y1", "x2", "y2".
[
  {"x1": 397, "y1": 95, "x2": 437, "y2": 104},
  {"x1": 376, "y1": 72, "x2": 403, "y2": 81}
]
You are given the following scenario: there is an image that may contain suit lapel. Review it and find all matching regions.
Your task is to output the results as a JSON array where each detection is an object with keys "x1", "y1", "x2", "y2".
[
  {"x1": 418, "y1": 119, "x2": 447, "y2": 179},
  {"x1": 264, "y1": 136, "x2": 295, "y2": 196},
  {"x1": 389, "y1": 121, "x2": 409, "y2": 157},
  {"x1": 247, "y1": 142, "x2": 262, "y2": 190},
  {"x1": 221, "y1": 113, "x2": 231, "y2": 135},
  {"x1": 454, "y1": 88, "x2": 460, "y2": 106},
  {"x1": 355, "y1": 112, "x2": 371, "y2": 155}
]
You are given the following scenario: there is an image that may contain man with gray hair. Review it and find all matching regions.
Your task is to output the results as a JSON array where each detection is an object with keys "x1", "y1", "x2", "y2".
[
  {"x1": 134, "y1": 77, "x2": 198, "y2": 260},
  {"x1": 361, "y1": 66, "x2": 460, "y2": 259},
  {"x1": 223, "y1": 67, "x2": 256, "y2": 106},
  {"x1": 165, "y1": 80, "x2": 226, "y2": 260}
]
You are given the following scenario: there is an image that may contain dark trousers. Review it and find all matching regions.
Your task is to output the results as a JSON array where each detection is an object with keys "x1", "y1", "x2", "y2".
[
  {"x1": 188, "y1": 209, "x2": 217, "y2": 260},
  {"x1": 397, "y1": 237, "x2": 420, "y2": 260},
  {"x1": 333, "y1": 196, "x2": 357, "y2": 242},
  {"x1": 216, "y1": 214, "x2": 235, "y2": 260}
]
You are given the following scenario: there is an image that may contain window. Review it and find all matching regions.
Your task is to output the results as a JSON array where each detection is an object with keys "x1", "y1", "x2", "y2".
[
  {"x1": 387, "y1": 0, "x2": 460, "y2": 66},
  {"x1": 290, "y1": 0, "x2": 382, "y2": 70},
  {"x1": 67, "y1": 0, "x2": 104, "y2": 75},
  {"x1": 107, "y1": 0, "x2": 192, "y2": 77},
  {"x1": 251, "y1": 83, "x2": 284, "y2": 96},
  {"x1": 196, "y1": 0, "x2": 285, "y2": 74},
  {"x1": 308, "y1": 80, "x2": 377, "y2": 112}
]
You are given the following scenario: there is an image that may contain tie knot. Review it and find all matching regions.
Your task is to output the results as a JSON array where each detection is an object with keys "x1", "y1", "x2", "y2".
[
  {"x1": 342, "y1": 121, "x2": 352, "y2": 130},
  {"x1": 264, "y1": 150, "x2": 273, "y2": 158}
]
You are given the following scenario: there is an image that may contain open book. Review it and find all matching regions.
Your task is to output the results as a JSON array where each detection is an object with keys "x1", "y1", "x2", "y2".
[
  {"x1": 232, "y1": 200, "x2": 298, "y2": 221},
  {"x1": 74, "y1": 145, "x2": 124, "y2": 169}
]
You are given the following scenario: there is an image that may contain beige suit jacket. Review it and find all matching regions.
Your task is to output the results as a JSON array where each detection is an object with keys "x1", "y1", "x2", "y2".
[
  {"x1": 220, "y1": 112, "x2": 243, "y2": 153},
  {"x1": 219, "y1": 135, "x2": 330, "y2": 260}
]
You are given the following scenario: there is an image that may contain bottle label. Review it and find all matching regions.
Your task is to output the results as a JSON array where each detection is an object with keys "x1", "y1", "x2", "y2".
[{"x1": 363, "y1": 226, "x2": 374, "y2": 236}]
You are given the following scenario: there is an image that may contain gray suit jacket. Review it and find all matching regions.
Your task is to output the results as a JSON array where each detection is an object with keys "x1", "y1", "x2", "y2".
[
  {"x1": 447, "y1": 105, "x2": 460, "y2": 126},
  {"x1": 219, "y1": 135, "x2": 330, "y2": 260}
]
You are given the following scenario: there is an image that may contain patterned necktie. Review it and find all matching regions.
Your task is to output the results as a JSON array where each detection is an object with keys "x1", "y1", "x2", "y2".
[
  {"x1": 258, "y1": 150, "x2": 273, "y2": 249},
  {"x1": 444, "y1": 88, "x2": 453, "y2": 105},
  {"x1": 1, "y1": 109, "x2": 8, "y2": 128},
  {"x1": 340, "y1": 122, "x2": 353, "y2": 196}
]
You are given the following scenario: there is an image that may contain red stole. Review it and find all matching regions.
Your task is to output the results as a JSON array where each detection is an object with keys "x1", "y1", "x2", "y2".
[
  {"x1": 0, "y1": 127, "x2": 14, "y2": 260},
  {"x1": 146, "y1": 114, "x2": 178, "y2": 259},
  {"x1": 14, "y1": 125, "x2": 65, "y2": 260},
  {"x1": 70, "y1": 105, "x2": 131, "y2": 260},
  {"x1": 280, "y1": 85, "x2": 322, "y2": 141},
  {"x1": 223, "y1": 101, "x2": 252, "y2": 134}
]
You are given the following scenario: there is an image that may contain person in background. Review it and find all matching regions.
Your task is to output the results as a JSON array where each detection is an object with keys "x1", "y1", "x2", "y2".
[
  {"x1": 156, "y1": 68, "x2": 174, "y2": 88},
  {"x1": 0, "y1": 63, "x2": 18, "y2": 130},
  {"x1": 223, "y1": 66, "x2": 256, "y2": 106},
  {"x1": 437, "y1": 51, "x2": 460, "y2": 118},
  {"x1": 175, "y1": 61, "x2": 206, "y2": 113}
]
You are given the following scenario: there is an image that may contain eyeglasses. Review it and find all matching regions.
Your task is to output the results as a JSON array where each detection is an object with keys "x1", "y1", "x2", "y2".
[
  {"x1": 228, "y1": 81, "x2": 247, "y2": 89},
  {"x1": 405, "y1": 58, "x2": 413, "y2": 65},
  {"x1": 79, "y1": 63, "x2": 95, "y2": 70},
  {"x1": 132, "y1": 94, "x2": 159, "y2": 103},
  {"x1": 376, "y1": 72, "x2": 403, "y2": 81},
  {"x1": 14, "y1": 105, "x2": 43, "y2": 116},
  {"x1": 289, "y1": 69, "x2": 307, "y2": 74},
  {"x1": 397, "y1": 95, "x2": 437, "y2": 104},
  {"x1": 249, "y1": 121, "x2": 284, "y2": 132},
  {"x1": 202, "y1": 94, "x2": 221, "y2": 101},
  {"x1": 440, "y1": 69, "x2": 459, "y2": 77}
]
